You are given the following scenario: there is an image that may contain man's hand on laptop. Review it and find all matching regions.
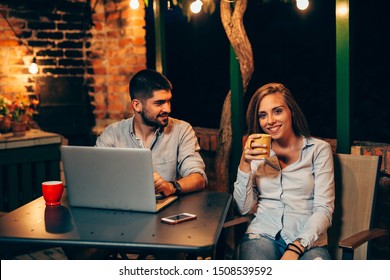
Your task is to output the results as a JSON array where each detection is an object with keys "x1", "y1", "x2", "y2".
[{"x1": 154, "y1": 172, "x2": 176, "y2": 197}]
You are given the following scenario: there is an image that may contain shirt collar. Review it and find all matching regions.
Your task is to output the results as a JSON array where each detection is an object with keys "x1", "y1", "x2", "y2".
[{"x1": 302, "y1": 136, "x2": 315, "y2": 149}]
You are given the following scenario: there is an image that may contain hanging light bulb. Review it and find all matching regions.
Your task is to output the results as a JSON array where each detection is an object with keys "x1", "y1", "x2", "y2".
[
  {"x1": 29, "y1": 57, "x2": 38, "y2": 74},
  {"x1": 190, "y1": 0, "x2": 203, "y2": 14},
  {"x1": 129, "y1": 0, "x2": 140, "y2": 10},
  {"x1": 296, "y1": 0, "x2": 309, "y2": 11}
]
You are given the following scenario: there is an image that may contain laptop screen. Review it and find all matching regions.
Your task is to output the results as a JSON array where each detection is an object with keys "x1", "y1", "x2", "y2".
[{"x1": 61, "y1": 146, "x2": 176, "y2": 212}]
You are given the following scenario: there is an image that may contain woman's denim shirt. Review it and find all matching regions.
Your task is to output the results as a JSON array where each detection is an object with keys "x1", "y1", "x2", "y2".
[{"x1": 233, "y1": 137, "x2": 335, "y2": 249}]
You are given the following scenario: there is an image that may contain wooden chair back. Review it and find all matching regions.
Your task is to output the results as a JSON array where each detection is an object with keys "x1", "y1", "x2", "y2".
[{"x1": 328, "y1": 153, "x2": 381, "y2": 260}]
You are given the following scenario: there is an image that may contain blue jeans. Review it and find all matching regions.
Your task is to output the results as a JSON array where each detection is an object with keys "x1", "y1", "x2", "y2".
[{"x1": 236, "y1": 233, "x2": 332, "y2": 260}]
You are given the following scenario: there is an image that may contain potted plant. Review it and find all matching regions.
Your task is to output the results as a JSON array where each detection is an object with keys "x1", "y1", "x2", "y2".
[
  {"x1": 0, "y1": 96, "x2": 12, "y2": 133},
  {"x1": 0, "y1": 94, "x2": 39, "y2": 136}
]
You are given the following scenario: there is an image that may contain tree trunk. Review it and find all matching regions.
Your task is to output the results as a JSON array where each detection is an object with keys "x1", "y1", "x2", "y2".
[
  {"x1": 220, "y1": 0, "x2": 254, "y2": 93},
  {"x1": 215, "y1": 0, "x2": 254, "y2": 193}
]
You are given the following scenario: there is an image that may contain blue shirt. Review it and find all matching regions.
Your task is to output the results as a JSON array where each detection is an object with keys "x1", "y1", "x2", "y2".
[
  {"x1": 96, "y1": 116, "x2": 207, "y2": 183},
  {"x1": 233, "y1": 137, "x2": 335, "y2": 249}
]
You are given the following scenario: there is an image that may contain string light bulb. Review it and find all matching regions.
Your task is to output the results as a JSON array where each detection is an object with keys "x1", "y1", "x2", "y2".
[
  {"x1": 29, "y1": 57, "x2": 38, "y2": 74},
  {"x1": 129, "y1": 0, "x2": 140, "y2": 10},
  {"x1": 296, "y1": 0, "x2": 309, "y2": 11},
  {"x1": 190, "y1": 0, "x2": 203, "y2": 14},
  {"x1": 336, "y1": 2, "x2": 349, "y2": 17}
]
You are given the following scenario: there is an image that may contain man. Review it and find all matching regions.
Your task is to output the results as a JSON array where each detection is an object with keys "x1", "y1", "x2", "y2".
[
  {"x1": 63, "y1": 69, "x2": 207, "y2": 260},
  {"x1": 96, "y1": 68, "x2": 207, "y2": 196}
]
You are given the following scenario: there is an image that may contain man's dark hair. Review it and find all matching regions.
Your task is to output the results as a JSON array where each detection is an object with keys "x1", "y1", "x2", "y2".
[{"x1": 129, "y1": 69, "x2": 172, "y2": 100}]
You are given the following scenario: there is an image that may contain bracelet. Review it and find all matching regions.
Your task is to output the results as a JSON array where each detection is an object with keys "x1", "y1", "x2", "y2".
[
  {"x1": 287, "y1": 243, "x2": 304, "y2": 255},
  {"x1": 285, "y1": 248, "x2": 303, "y2": 257}
]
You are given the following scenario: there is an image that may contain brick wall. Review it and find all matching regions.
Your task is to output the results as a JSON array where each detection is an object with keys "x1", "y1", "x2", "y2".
[
  {"x1": 0, "y1": 0, "x2": 146, "y2": 137},
  {"x1": 194, "y1": 127, "x2": 219, "y2": 191},
  {"x1": 88, "y1": 0, "x2": 146, "y2": 134}
]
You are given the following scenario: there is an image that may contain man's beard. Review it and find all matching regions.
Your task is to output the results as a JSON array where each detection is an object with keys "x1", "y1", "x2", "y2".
[{"x1": 140, "y1": 109, "x2": 169, "y2": 128}]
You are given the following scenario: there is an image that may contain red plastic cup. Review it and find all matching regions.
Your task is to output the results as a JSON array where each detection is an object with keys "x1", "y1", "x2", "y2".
[{"x1": 42, "y1": 181, "x2": 64, "y2": 206}]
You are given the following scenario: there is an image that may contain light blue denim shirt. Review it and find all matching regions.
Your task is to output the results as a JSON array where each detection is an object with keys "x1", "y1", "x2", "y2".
[
  {"x1": 233, "y1": 137, "x2": 334, "y2": 249},
  {"x1": 96, "y1": 116, "x2": 207, "y2": 183}
]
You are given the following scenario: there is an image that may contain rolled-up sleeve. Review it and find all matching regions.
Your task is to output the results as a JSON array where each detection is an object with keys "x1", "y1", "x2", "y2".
[{"x1": 177, "y1": 123, "x2": 207, "y2": 182}]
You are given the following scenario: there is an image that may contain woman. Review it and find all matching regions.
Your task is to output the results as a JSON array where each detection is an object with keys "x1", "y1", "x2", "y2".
[{"x1": 234, "y1": 83, "x2": 335, "y2": 260}]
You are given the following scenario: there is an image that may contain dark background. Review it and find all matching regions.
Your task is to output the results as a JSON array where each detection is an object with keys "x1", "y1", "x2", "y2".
[{"x1": 147, "y1": 0, "x2": 390, "y2": 143}]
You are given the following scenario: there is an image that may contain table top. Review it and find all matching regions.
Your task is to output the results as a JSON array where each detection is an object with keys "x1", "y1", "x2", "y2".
[
  {"x1": 0, "y1": 190, "x2": 231, "y2": 257},
  {"x1": 0, "y1": 129, "x2": 62, "y2": 150}
]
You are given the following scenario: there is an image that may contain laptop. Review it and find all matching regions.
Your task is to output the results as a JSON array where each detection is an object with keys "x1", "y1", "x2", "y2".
[{"x1": 60, "y1": 145, "x2": 178, "y2": 213}]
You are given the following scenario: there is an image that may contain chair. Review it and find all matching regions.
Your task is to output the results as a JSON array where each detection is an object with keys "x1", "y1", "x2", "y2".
[
  {"x1": 328, "y1": 153, "x2": 387, "y2": 259},
  {"x1": 219, "y1": 153, "x2": 388, "y2": 260}
]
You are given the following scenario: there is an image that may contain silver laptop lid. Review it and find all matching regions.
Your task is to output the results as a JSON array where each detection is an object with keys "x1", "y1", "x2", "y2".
[{"x1": 61, "y1": 146, "x2": 166, "y2": 212}]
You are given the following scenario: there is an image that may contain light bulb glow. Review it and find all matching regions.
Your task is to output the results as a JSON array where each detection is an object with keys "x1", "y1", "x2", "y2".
[
  {"x1": 29, "y1": 58, "x2": 38, "y2": 74},
  {"x1": 296, "y1": 0, "x2": 309, "y2": 11},
  {"x1": 190, "y1": 0, "x2": 203, "y2": 14},
  {"x1": 129, "y1": 0, "x2": 140, "y2": 10},
  {"x1": 336, "y1": 3, "x2": 349, "y2": 17}
]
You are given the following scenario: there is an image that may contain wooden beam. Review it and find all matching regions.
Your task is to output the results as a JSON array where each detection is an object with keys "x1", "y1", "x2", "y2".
[
  {"x1": 230, "y1": 46, "x2": 243, "y2": 174},
  {"x1": 336, "y1": 0, "x2": 350, "y2": 153},
  {"x1": 153, "y1": 0, "x2": 166, "y2": 75}
]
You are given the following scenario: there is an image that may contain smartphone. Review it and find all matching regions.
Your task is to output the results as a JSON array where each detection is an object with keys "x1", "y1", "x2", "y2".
[{"x1": 161, "y1": 213, "x2": 197, "y2": 225}]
